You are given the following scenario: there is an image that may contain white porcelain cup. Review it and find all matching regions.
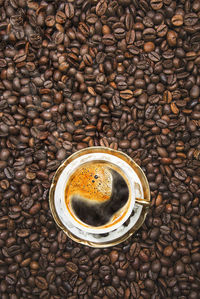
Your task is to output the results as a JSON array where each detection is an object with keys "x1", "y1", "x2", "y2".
[{"x1": 54, "y1": 151, "x2": 144, "y2": 234}]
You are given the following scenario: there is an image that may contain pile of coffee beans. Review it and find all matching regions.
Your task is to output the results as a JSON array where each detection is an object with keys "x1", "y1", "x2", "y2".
[{"x1": 0, "y1": 0, "x2": 200, "y2": 298}]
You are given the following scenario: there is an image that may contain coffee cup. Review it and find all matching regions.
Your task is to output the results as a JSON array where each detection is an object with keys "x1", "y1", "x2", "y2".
[{"x1": 49, "y1": 147, "x2": 150, "y2": 247}]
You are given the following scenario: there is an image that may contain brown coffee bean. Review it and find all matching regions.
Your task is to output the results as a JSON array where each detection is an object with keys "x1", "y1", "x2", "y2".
[
  {"x1": 130, "y1": 282, "x2": 140, "y2": 298},
  {"x1": 96, "y1": 0, "x2": 107, "y2": 16},
  {"x1": 144, "y1": 42, "x2": 155, "y2": 52},
  {"x1": 78, "y1": 283, "x2": 88, "y2": 295},
  {"x1": 148, "y1": 51, "x2": 160, "y2": 62},
  {"x1": 20, "y1": 197, "x2": 34, "y2": 210},
  {"x1": 157, "y1": 24, "x2": 168, "y2": 37},
  {"x1": 16, "y1": 229, "x2": 30, "y2": 238},
  {"x1": 86, "y1": 13, "x2": 98, "y2": 24},
  {"x1": 171, "y1": 102, "x2": 179, "y2": 114},
  {"x1": 145, "y1": 279, "x2": 155, "y2": 292},
  {"x1": 105, "y1": 286, "x2": 117, "y2": 298},
  {"x1": 175, "y1": 261, "x2": 184, "y2": 274},
  {"x1": 47, "y1": 160, "x2": 60, "y2": 170},
  {"x1": 0, "y1": 59, "x2": 7, "y2": 67},
  {"x1": 143, "y1": 16, "x2": 154, "y2": 28},
  {"x1": 191, "y1": 253, "x2": 200, "y2": 262},
  {"x1": 167, "y1": 30, "x2": 177, "y2": 47},
  {"x1": 171, "y1": 14, "x2": 183, "y2": 26},
  {"x1": 163, "y1": 246, "x2": 173, "y2": 257},
  {"x1": 13, "y1": 53, "x2": 27, "y2": 63},
  {"x1": 163, "y1": 90, "x2": 172, "y2": 103},
  {"x1": 66, "y1": 262, "x2": 78, "y2": 273},
  {"x1": 150, "y1": 0, "x2": 163, "y2": 10},
  {"x1": 35, "y1": 276, "x2": 48, "y2": 290},
  {"x1": 45, "y1": 15, "x2": 55, "y2": 27},
  {"x1": 120, "y1": 90, "x2": 133, "y2": 99},
  {"x1": 190, "y1": 85, "x2": 200, "y2": 99},
  {"x1": 20, "y1": 183, "x2": 30, "y2": 196},
  {"x1": 126, "y1": 30, "x2": 135, "y2": 45},
  {"x1": 56, "y1": 11, "x2": 66, "y2": 24},
  {"x1": 0, "y1": 179, "x2": 9, "y2": 190},
  {"x1": 119, "y1": 140, "x2": 130, "y2": 149},
  {"x1": 151, "y1": 259, "x2": 161, "y2": 273},
  {"x1": 145, "y1": 105, "x2": 155, "y2": 119},
  {"x1": 114, "y1": 27, "x2": 125, "y2": 40},
  {"x1": 78, "y1": 22, "x2": 89, "y2": 37},
  {"x1": 53, "y1": 32, "x2": 64, "y2": 44},
  {"x1": 83, "y1": 54, "x2": 93, "y2": 66},
  {"x1": 102, "y1": 34, "x2": 116, "y2": 46},
  {"x1": 184, "y1": 13, "x2": 198, "y2": 26},
  {"x1": 174, "y1": 169, "x2": 187, "y2": 181},
  {"x1": 29, "y1": 203, "x2": 41, "y2": 215},
  {"x1": 109, "y1": 250, "x2": 119, "y2": 264},
  {"x1": 65, "y1": 3, "x2": 74, "y2": 19},
  {"x1": 149, "y1": 228, "x2": 159, "y2": 240},
  {"x1": 143, "y1": 28, "x2": 156, "y2": 41},
  {"x1": 125, "y1": 14, "x2": 134, "y2": 30},
  {"x1": 5, "y1": 274, "x2": 16, "y2": 285}
]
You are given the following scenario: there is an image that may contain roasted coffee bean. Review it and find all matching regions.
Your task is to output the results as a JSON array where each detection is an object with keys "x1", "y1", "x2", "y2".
[
  {"x1": 184, "y1": 13, "x2": 198, "y2": 26},
  {"x1": 120, "y1": 90, "x2": 133, "y2": 99},
  {"x1": 125, "y1": 14, "x2": 134, "y2": 30},
  {"x1": 105, "y1": 286, "x2": 117, "y2": 298},
  {"x1": 114, "y1": 27, "x2": 125, "y2": 40},
  {"x1": 144, "y1": 42, "x2": 155, "y2": 52},
  {"x1": 83, "y1": 54, "x2": 93, "y2": 66},
  {"x1": 96, "y1": 1, "x2": 107, "y2": 16},
  {"x1": 150, "y1": 0, "x2": 163, "y2": 10},
  {"x1": 174, "y1": 169, "x2": 187, "y2": 181},
  {"x1": 126, "y1": 30, "x2": 135, "y2": 44},
  {"x1": 157, "y1": 24, "x2": 168, "y2": 37},
  {"x1": 35, "y1": 276, "x2": 48, "y2": 290},
  {"x1": 56, "y1": 11, "x2": 66, "y2": 24},
  {"x1": 148, "y1": 51, "x2": 160, "y2": 62},
  {"x1": 78, "y1": 283, "x2": 88, "y2": 295},
  {"x1": 171, "y1": 14, "x2": 183, "y2": 27},
  {"x1": 102, "y1": 34, "x2": 116, "y2": 46},
  {"x1": 167, "y1": 30, "x2": 177, "y2": 47},
  {"x1": 66, "y1": 262, "x2": 78, "y2": 273},
  {"x1": 151, "y1": 260, "x2": 161, "y2": 273},
  {"x1": 130, "y1": 282, "x2": 140, "y2": 298},
  {"x1": 47, "y1": 160, "x2": 60, "y2": 171},
  {"x1": 65, "y1": 3, "x2": 74, "y2": 19},
  {"x1": 190, "y1": 85, "x2": 200, "y2": 99},
  {"x1": 145, "y1": 105, "x2": 155, "y2": 119}
]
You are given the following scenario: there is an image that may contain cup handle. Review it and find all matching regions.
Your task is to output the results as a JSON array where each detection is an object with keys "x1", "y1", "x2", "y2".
[{"x1": 135, "y1": 198, "x2": 150, "y2": 207}]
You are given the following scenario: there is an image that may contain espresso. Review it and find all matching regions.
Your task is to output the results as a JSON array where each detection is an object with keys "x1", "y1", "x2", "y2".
[{"x1": 65, "y1": 161, "x2": 130, "y2": 227}]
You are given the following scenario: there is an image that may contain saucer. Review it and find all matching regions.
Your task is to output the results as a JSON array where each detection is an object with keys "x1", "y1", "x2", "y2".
[{"x1": 49, "y1": 147, "x2": 151, "y2": 247}]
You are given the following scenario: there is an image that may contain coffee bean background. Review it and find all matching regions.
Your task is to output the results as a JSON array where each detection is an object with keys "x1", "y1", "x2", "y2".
[{"x1": 0, "y1": 0, "x2": 200, "y2": 298}]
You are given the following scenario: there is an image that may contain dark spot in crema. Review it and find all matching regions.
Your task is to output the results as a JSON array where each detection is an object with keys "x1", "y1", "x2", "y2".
[{"x1": 71, "y1": 168, "x2": 129, "y2": 226}]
